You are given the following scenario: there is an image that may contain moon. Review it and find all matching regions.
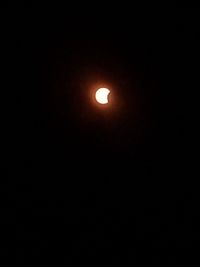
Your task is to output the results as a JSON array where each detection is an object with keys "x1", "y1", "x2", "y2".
[{"x1": 95, "y1": 88, "x2": 110, "y2": 104}]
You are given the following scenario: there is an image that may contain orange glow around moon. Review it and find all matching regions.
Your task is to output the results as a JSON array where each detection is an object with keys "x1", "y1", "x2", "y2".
[{"x1": 95, "y1": 88, "x2": 110, "y2": 104}]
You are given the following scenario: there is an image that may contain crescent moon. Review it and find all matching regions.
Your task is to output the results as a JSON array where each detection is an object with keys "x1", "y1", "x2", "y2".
[{"x1": 95, "y1": 88, "x2": 110, "y2": 104}]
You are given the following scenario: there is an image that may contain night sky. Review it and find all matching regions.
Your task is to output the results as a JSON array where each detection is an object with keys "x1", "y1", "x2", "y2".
[{"x1": 1, "y1": 9, "x2": 198, "y2": 265}]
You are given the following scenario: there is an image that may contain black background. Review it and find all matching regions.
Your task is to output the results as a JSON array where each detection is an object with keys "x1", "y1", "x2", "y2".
[{"x1": 1, "y1": 8, "x2": 198, "y2": 265}]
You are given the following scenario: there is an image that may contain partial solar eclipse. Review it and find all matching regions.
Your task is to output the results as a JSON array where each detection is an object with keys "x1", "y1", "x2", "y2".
[{"x1": 95, "y1": 88, "x2": 110, "y2": 104}]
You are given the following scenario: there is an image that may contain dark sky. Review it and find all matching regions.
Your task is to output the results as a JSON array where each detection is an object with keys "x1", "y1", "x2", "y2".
[{"x1": 1, "y1": 9, "x2": 198, "y2": 265}]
